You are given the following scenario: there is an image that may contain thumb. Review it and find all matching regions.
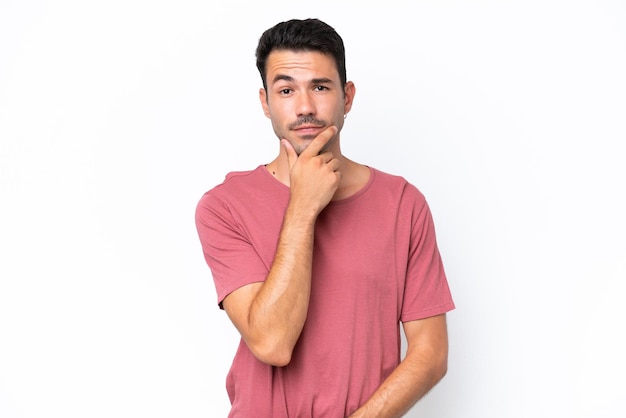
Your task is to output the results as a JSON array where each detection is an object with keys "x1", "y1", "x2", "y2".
[{"x1": 281, "y1": 139, "x2": 298, "y2": 170}]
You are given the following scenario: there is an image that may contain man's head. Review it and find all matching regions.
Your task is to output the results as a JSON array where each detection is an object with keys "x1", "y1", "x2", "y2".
[
  {"x1": 255, "y1": 18, "x2": 347, "y2": 91},
  {"x1": 256, "y1": 19, "x2": 355, "y2": 156}
]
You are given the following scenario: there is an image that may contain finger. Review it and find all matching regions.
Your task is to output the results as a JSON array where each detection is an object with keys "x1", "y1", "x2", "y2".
[
  {"x1": 319, "y1": 151, "x2": 335, "y2": 163},
  {"x1": 301, "y1": 126, "x2": 338, "y2": 157},
  {"x1": 281, "y1": 139, "x2": 298, "y2": 170},
  {"x1": 327, "y1": 158, "x2": 341, "y2": 172}
]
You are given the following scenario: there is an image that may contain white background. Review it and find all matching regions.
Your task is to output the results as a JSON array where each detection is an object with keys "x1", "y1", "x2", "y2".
[{"x1": 1, "y1": 1, "x2": 625, "y2": 417}]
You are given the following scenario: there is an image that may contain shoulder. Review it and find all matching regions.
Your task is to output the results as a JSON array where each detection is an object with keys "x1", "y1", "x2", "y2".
[
  {"x1": 196, "y1": 165, "x2": 289, "y2": 224},
  {"x1": 369, "y1": 167, "x2": 426, "y2": 205},
  {"x1": 197, "y1": 166, "x2": 266, "y2": 207},
  {"x1": 206, "y1": 166, "x2": 265, "y2": 196},
  {"x1": 195, "y1": 167, "x2": 257, "y2": 222}
]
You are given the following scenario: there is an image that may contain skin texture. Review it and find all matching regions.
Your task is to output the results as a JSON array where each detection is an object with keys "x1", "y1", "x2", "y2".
[
  {"x1": 348, "y1": 315, "x2": 449, "y2": 418},
  {"x1": 222, "y1": 49, "x2": 449, "y2": 416},
  {"x1": 260, "y1": 50, "x2": 351, "y2": 157},
  {"x1": 222, "y1": 126, "x2": 341, "y2": 366}
]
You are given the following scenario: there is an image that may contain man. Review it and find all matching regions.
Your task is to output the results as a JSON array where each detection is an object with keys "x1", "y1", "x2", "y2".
[{"x1": 195, "y1": 18, "x2": 455, "y2": 417}]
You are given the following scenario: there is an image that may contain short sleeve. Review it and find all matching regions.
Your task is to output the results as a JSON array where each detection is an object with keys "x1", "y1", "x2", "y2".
[
  {"x1": 400, "y1": 191, "x2": 455, "y2": 322},
  {"x1": 195, "y1": 191, "x2": 269, "y2": 307}
]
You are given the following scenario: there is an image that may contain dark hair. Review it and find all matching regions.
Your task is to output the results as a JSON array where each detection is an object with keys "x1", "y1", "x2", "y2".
[{"x1": 255, "y1": 18, "x2": 347, "y2": 90}]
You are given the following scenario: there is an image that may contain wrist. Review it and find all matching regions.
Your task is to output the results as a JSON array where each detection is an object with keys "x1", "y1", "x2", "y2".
[{"x1": 284, "y1": 200, "x2": 321, "y2": 225}]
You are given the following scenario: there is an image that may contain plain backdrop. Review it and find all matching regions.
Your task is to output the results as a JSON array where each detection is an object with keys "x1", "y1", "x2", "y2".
[{"x1": 1, "y1": 1, "x2": 625, "y2": 417}]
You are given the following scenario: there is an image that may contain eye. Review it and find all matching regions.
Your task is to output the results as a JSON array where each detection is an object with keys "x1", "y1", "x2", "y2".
[
  {"x1": 278, "y1": 88, "x2": 292, "y2": 95},
  {"x1": 313, "y1": 85, "x2": 329, "y2": 92}
]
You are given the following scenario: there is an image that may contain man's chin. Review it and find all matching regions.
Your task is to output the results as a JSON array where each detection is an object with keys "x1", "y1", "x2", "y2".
[{"x1": 287, "y1": 138, "x2": 314, "y2": 156}]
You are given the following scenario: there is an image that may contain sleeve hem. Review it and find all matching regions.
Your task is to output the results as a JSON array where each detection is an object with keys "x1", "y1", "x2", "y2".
[
  {"x1": 400, "y1": 301, "x2": 456, "y2": 322},
  {"x1": 216, "y1": 274, "x2": 268, "y2": 309}
]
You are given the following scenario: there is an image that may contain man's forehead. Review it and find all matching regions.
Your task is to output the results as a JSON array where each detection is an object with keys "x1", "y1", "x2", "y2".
[{"x1": 265, "y1": 50, "x2": 339, "y2": 82}]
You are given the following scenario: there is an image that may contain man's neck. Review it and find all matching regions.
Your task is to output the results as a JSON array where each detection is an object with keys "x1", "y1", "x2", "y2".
[{"x1": 265, "y1": 150, "x2": 370, "y2": 201}]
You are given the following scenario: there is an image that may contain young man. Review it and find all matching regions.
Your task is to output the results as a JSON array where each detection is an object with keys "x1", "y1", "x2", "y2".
[{"x1": 195, "y1": 18, "x2": 455, "y2": 417}]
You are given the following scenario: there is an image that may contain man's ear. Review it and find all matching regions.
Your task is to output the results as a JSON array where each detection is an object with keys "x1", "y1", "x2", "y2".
[
  {"x1": 343, "y1": 81, "x2": 356, "y2": 115},
  {"x1": 259, "y1": 88, "x2": 271, "y2": 119}
]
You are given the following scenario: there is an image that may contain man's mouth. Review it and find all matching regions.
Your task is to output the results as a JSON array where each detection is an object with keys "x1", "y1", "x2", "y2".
[
  {"x1": 293, "y1": 125, "x2": 326, "y2": 138},
  {"x1": 289, "y1": 116, "x2": 326, "y2": 131},
  {"x1": 295, "y1": 125, "x2": 323, "y2": 132}
]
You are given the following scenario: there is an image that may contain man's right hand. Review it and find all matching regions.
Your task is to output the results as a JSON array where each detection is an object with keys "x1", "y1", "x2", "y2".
[{"x1": 281, "y1": 126, "x2": 341, "y2": 218}]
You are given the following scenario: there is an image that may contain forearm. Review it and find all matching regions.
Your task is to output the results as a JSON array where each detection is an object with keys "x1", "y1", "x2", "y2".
[
  {"x1": 244, "y1": 204, "x2": 317, "y2": 365},
  {"x1": 350, "y1": 352, "x2": 446, "y2": 417},
  {"x1": 224, "y1": 127, "x2": 340, "y2": 366},
  {"x1": 349, "y1": 316, "x2": 449, "y2": 417}
]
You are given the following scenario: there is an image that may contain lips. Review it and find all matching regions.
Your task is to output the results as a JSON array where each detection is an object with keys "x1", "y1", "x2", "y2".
[{"x1": 294, "y1": 125, "x2": 324, "y2": 135}]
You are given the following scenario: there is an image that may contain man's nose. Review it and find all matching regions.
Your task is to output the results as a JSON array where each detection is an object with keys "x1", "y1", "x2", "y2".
[{"x1": 295, "y1": 91, "x2": 316, "y2": 116}]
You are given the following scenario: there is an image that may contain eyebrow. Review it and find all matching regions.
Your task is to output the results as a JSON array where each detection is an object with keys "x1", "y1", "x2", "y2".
[
  {"x1": 272, "y1": 74, "x2": 295, "y2": 84},
  {"x1": 311, "y1": 77, "x2": 334, "y2": 85},
  {"x1": 271, "y1": 75, "x2": 335, "y2": 85}
]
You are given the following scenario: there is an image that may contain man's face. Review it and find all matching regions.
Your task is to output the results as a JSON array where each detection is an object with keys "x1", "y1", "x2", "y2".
[{"x1": 260, "y1": 50, "x2": 354, "y2": 155}]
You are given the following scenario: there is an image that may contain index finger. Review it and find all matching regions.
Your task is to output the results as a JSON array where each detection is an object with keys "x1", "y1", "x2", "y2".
[{"x1": 301, "y1": 126, "x2": 338, "y2": 157}]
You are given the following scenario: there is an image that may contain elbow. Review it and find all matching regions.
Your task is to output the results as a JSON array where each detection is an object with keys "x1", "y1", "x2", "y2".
[
  {"x1": 248, "y1": 341, "x2": 294, "y2": 367},
  {"x1": 411, "y1": 345, "x2": 448, "y2": 385},
  {"x1": 431, "y1": 349, "x2": 448, "y2": 383},
  {"x1": 436, "y1": 355, "x2": 448, "y2": 381},
  {"x1": 259, "y1": 350, "x2": 292, "y2": 367},
  {"x1": 268, "y1": 355, "x2": 292, "y2": 368}
]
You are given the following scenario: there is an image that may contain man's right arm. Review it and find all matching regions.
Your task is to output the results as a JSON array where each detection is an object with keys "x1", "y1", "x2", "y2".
[{"x1": 222, "y1": 127, "x2": 340, "y2": 367}]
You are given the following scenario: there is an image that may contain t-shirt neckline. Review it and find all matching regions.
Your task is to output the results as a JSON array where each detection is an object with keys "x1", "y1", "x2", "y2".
[{"x1": 259, "y1": 164, "x2": 375, "y2": 206}]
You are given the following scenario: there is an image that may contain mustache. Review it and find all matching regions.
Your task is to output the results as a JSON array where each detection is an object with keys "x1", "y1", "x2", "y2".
[{"x1": 288, "y1": 116, "x2": 326, "y2": 130}]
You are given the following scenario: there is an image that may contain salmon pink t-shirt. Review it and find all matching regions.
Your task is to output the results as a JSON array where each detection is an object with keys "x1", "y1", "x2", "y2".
[{"x1": 195, "y1": 165, "x2": 454, "y2": 418}]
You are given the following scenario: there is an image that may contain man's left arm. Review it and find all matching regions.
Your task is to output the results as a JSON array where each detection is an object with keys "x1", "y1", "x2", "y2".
[{"x1": 348, "y1": 314, "x2": 449, "y2": 418}]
